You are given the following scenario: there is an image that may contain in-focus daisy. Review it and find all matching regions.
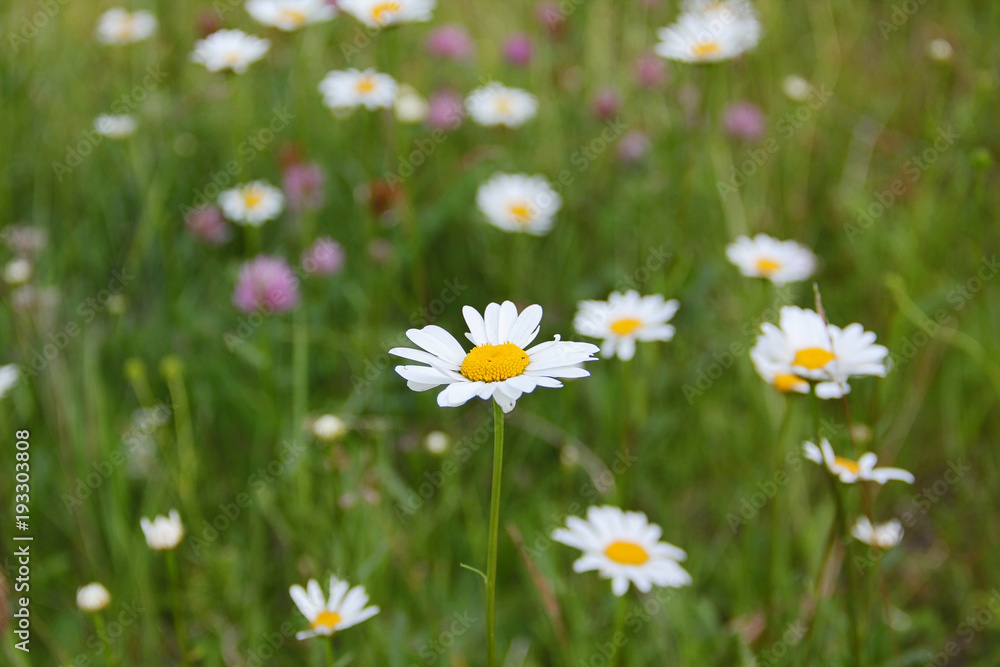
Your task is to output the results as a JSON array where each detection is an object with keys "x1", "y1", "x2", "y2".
[
  {"x1": 574, "y1": 291, "x2": 680, "y2": 361},
  {"x1": 551, "y1": 505, "x2": 692, "y2": 596},
  {"x1": 475, "y1": 173, "x2": 561, "y2": 236},
  {"x1": 725, "y1": 234, "x2": 816, "y2": 286},
  {"x1": 289, "y1": 575, "x2": 380, "y2": 640},
  {"x1": 654, "y1": 1, "x2": 761, "y2": 63},
  {"x1": 218, "y1": 181, "x2": 285, "y2": 226},
  {"x1": 77, "y1": 583, "x2": 111, "y2": 612},
  {"x1": 851, "y1": 517, "x2": 904, "y2": 549},
  {"x1": 750, "y1": 306, "x2": 889, "y2": 399},
  {"x1": 338, "y1": 0, "x2": 435, "y2": 28},
  {"x1": 190, "y1": 29, "x2": 270, "y2": 74},
  {"x1": 95, "y1": 8, "x2": 158, "y2": 45},
  {"x1": 246, "y1": 0, "x2": 337, "y2": 30},
  {"x1": 803, "y1": 440, "x2": 915, "y2": 485},
  {"x1": 465, "y1": 83, "x2": 538, "y2": 128},
  {"x1": 0, "y1": 364, "x2": 19, "y2": 399},
  {"x1": 319, "y1": 69, "x2": 398, "y2": 112},
  {"x1": 94, "y1": 114, "x2": 137, "y2": 139},
  {"x1": 140, "y1": 509, "x2": 185, "y2": 551},
  {"x1": 390, "y1": 301, "x2": 599, "y2": 413}
]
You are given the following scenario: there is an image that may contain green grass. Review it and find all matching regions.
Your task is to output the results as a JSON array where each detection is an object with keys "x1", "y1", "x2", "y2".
[{"x1": 2, "y1": 0, "x2": 999, "y2": 664}]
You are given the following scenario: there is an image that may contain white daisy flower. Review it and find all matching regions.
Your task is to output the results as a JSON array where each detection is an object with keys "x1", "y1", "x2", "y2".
[
  {"x1": 95, "y1": 8, "x2": 158, "y2": 45},
  {"x1": 851, "y1": 517, "x2": 904, "y2": 550},
  {"x1": 0, "y1": 364, "x2": 20, "y2": 400},
  {"x1": 77, "y1": 583, "x2": 111, "y2": 612},
  {"x1": 750, "y1": 306, "x2": 889, "y2": 399},
  {"x1": 573, "y1": 291, "x2": 680, "y2": 361},
  {"x1": 803, "y1": 440, "x2": 915, "y2": 485},
  {"x1": 190, "y1": 29, "x2": 271, "y2": 74},
  {"x1": 551, "y1": 505, "x2": 692, "y2": 597},
  {"x1": 654, "y1": 2, "x2": 761, "y2": 63},
  {"x1": 338, "y1": 0, "x2": 435, "y2": 28},
  {"x1": 139, "y1": 509, "x2": 185, "y2": 551},
  {"x1": 93, "y1": 114, "x2": 137, "y2": 139},
  {"x1": 394, "y1": 84, "x2": 429, "y2": 123},
  {"x1": 476, "y1": 173, "x2": 561, "y2": 236},
  {"x1": 246, "y1": 0, "x2": 337, "y2": 30},
  {"x1": 390, "y1": 301, "x2": 600, "y2": 414},
  {"x1": 319, "y1": 68, "x2": 398, "y2": 112},
  {"x1": 289, "y1": 575, "x2": 380, "y2": 640},
  {"x1": 218, "y1": 181, "x2": 285, "y2": 226},
  {"x1": 725, "y1": 234, "x2": 817, "y2": 286},
  {"x1": 465, "y1": 83, "x2": 538, "y2": 128}
]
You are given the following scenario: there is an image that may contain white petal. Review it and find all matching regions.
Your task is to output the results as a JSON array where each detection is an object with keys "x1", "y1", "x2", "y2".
[
  {"x1": 463, "y1": 306, "x2": 489, "y2": 347},
  {"x1": 437, "y1": 381, "x2": 485, "y2": 407}
]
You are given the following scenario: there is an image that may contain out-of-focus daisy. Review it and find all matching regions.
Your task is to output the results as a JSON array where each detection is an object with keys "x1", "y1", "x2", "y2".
[
  {"x1": 77, "y1": 583, "x2": 111, "y2": 612},
  {"x1": 725, "y1": 234, "x2": 816, "y2": 285},
  {"x1": 750, "y1": 306, "x2": 888, "y2": 399},
  {"x1": 319, "y1": 68, "x2": 398, "y2": 112},
  {"x1": 574, "y1": 291, "x2": 680, "y2": 361},
  {"x1": 246, "y1": 0, "x2": 336, "y2": 30},
  {"x1": 0, "y1": 365, "x2": 19, "y2": 400},
  {"x1": 654, "y1": 1, "x2": 761, "y2": 63},
  {"x1": 140, "y1": 509, "x2": 184, "y2": 551},
  {"x1": 3, "y1": 258, "x2": 33, "y2": 286},
  {"x1": 219, "y1": 181, "x2": 285, "y2": 226},
  {"x1": 339, "y1": 0, "x2": 435, "y2": 28},
  {"x1": 190, "y1": 29, "x2": 270, "y2": 73},
  {"x1": 781, "y1": 75, "x2": 812, "y2": 102},
  {"x1": 465, "y1": 83, "x2": 538, "y2": 128},
  {"x1": 311, "y1": 414, "x2": 348, "y2": 441},
  {"x1": 289, "y1": 575, "x2": 380, "y2": 640},
  {"x1": 232, "y1": 256, "x2": 300, "y2": 314},
  {"x1": 927, "y1": 38, "x2": 953, "y2": 63},
  {"x1": 803, "y1": 440, "x2": 915, "y2": 485},
  {"x1": 94, "y1": 114, "x2": 137, "y2": 139},
  {"x1": 394, "y1": 84, "x2": 429, "y2": 123},
  {"x1": 95, "y1": 8, "x2": 158, "y2": 45},
  {"x1": 424, "y1": 430, "x2": 450, "y2": 454},
  {"x1": 390, "y1": 301, "x2": 599, "y2": 413},
  {"x1": 475, "y1": 173, "x2": 561, "y2": 236},
  {"x1": 551, "y1": 505, "x2": 692, "y2": 596},
  {"x1": 851, "y1": 517, "x2": 904, "y2": 549}
]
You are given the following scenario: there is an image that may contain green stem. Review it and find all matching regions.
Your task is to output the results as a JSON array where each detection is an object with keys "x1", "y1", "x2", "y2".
[
  {"x1": 611, "y1": 594, "x2": 628, "y2": 667},
  {"x1": 94, "y1": 612, "x2": 116, "y2": 667},
  {"x1": 166, "y1": 551, "x2": 189, "y2": 666},
  {"x1": 293, "y1": 307, "x2": 310, "y2": 509},
  {"x1": 487, "y1": 401, "x2": 505, "y2": 667},
  {"x1": 765, "y1": 400, "x2": 795, "y2": 643},
  {"x1": 324, "y1": 638, "x2": 335, "y2": 667},
  {"x1": 828, "y1": 476, "x2": 862, "y2": 667}
]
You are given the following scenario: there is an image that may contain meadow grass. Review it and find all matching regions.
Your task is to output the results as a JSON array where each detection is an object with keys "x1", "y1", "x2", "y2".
[{"x1": 1, "y1": 0, "x2": 999, "y2": 664}]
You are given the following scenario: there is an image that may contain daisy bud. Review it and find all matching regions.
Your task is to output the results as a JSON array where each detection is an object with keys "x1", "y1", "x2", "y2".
[
  {"x1": 781, "y1": 75, "x2": 813, "y2": 102},
  {"x1": 394, "y1": 85, "x2": 430, "y2": 124},
  {"x1": 77, "y1": 583, "x2": 111, "y2": 612},
  {"x1": 424, "y1": 430, "x2": 450, "y2": 455},
  {"x1": 3, "y1": 258, "x2": 33, "y2": 286},
  {"x1": 312, "y1": 414, "x2": 348, "y2": 441},
  {"x1": 139, "y1": 509, "x2": 184, "y2": 551},
  {"x1": 927, "y1": 38, "x2": 953, "y2": 63}
]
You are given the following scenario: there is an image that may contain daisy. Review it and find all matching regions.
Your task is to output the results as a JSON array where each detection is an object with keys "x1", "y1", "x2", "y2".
[
  {"x1": 749, "y1": 306, "x2": 889, "y2": 399},
  {"x1": 394, "y1": 84, "x2": 429, "y2": 123},
  {"x1": 319, "y1": 69, "x2": 398, "y2": 112},
  {"x1": 574, "y1": 291, "x2": 680, "y2": 361},
  {"x1": 390, "y1": 301, "x2": 599, "y2": 413},
  {"x1": 551, "y1": 505, "x2": 692, "y2": 596},
  {"x1": 3, "y1": 258, "x2": 33, "y2": 285},
  {"x1": 0, "y1": 364, "x2": 19, "y2": 399},
  {"x1": 475, "y1": 173, "x2": 561, "y2": 236},
  {"x1": 289, "y1": 575, "x2": 380, "y2": 640},
  {"x1": 803, "y1": 440, "x2": 915, "y2": 485},
  {"x1": 218, "y1": 181, "x2": 285, "y2": 226},
  {"x1": 338, "y1": 0, "x2": 435, "y2": 28},
  {"x1": 140, "y1": 509, "x2": 185, "y2": 551},
  {"x1": 654, "y1": 2, "x2": 761, "y2": 63},
  {"x1": 311, "y1": 414, "x2": 348, "y2": 441},
  {"x1": 95, "y1": 8, "x2": 158, "y2": 45},
  {"x1": 77, "y1": 583, "x2": 111, "y2": 612},
  {"x1": 246, "y1": 0, "x2": 337, "y2": 30},
  {"x1": 465, "y1": 83, "x2": 538, "y2": 128},
  {"x1": 190, "y1": 29, "x2": 270, "y2": 74},
  {"x1": 851, "y1": 517, "x2": 904, "y2": 549},
  {"x1": 93, "y1": 114, "x2": 137, "y2": 139},
  {"x1": 726, "y1": 234, "x2": 816, "y2": 285}
]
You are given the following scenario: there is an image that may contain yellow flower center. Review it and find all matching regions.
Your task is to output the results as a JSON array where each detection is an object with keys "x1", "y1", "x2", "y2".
[
  {"x1": 833, "y1": 456, "x2": 860, "y2": 474},
  {"x1": 356, "y1": 76, "x2": 375, "y2": 94},
  {"x1": 311, "y1": 610, "x2": 342, "y2": 632},
  {"x1": 494, "y1": 95, "x2": 513, "y2": 114},
  {"x1": 508, "y1": 202, "x2": 533, "y2": 223},
  {"x1": 793, "y1": 347, "x2": 836, "y2": 370},
  {"x1": 693, "y1": 41, "x2": 721, "y2": 59},
  {"x1": 773, "y1": 373, "x2": 804, "y2": 393},
  {"x1": 604, "y1": 541, "x2": 649, "y2": 566},
  {"x1": 460, "y1": 343, "x2": 529, "y2": 383},
  {"x1": 243, "y1": 189, "x2": 263, "y2": 208},
  {"x1": 755, "y1": 258, "x2": 781, "y2": 275},
  {"x1": 610, "y1": 318, "x2": 642, "y2": 336},
  {"x1": 371, "y1": 2, "x2": 400, "y2": 24},
  {"x1": 280, "y1": 9, "x2": 307, "y2": 25}
]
